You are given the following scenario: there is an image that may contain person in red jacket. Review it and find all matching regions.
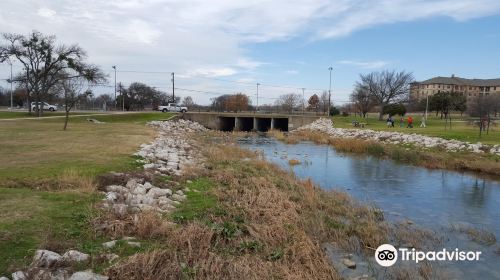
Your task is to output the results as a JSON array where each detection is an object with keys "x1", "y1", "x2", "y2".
[{"x1": 407, "y1": 116, "x2": 413, "y2": 128}]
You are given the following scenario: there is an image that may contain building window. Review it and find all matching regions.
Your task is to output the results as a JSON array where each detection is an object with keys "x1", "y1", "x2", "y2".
[
  {"x1": 447, "y1": 85, "x2": 451, "y2": 89},
  {"x1": 469, "y1": 87, "x2": 472, "y2": 90},
  {"x1": 438, "y1": 85, "x2": 441, "y2": 89}
]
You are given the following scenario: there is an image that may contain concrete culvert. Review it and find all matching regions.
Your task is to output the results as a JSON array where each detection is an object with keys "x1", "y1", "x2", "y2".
[
  {"x1": 218, "y1": 117, "x2": 236, "y2": 131},
  {"x1": 237, "y1": 117, "x2": 254, "y2": 131},
  {"x1": 256, "y1": 118, "x2": 272, "y2": 132},
  {"x1": 273, "y1": 118, "x2": 288, "y2": 131}
]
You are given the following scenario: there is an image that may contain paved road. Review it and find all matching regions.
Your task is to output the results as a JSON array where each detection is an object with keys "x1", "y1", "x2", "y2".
[{"x1": 0, "y1": 111, "x2": 146, "y2": 121}]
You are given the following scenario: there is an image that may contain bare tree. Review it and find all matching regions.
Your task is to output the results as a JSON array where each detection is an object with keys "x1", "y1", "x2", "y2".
[
  {"x1": 350, "y1": 85, "x2": 373, "y2": 118},
  {"x1": 0, "y1": 31, "x2": 105, "y2": 116},
  {"x1": 57, "y1": 78, "x2": 90, "y2": 130},
  {"x1": 319, "y1": 91, "x2": 329, "y2": 114},
  {"x1": 357, "y1": 70, "x2": 414, "y2": 120},
  {"x1": 468, "y1": 94, "x2": 500, "y2": 135},
  {"x1": 181, "y1": 96, "x2": 195, "y2": 108},
  {"x1": 275, "y1": 93, "x2": 302, "y2": 113},
  {"x1": 307, "y1": 94, "x2": 320, "y2": 112}
]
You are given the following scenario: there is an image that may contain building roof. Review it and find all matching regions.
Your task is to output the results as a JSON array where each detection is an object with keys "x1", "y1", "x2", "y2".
[{"x1": 416, "y1": 76, "x2": 500, "y2": 87}]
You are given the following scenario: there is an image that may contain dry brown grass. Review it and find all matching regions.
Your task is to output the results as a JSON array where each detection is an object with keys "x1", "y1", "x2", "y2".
[
  {"x1": 105, "y1": 135, "x2": 441, "y2": 279},
  {"x1": 56, "y1": 168, "x2": 96, "y2": 192},
  {"x1": 450, "y1": 223, "x2": 497, "y2": 245}
]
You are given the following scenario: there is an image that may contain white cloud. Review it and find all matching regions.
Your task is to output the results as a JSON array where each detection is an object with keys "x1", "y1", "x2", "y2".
[
  {"x1": 1, "y1": 0, "x2": 500, "y2": 104},
  {"x1": 37, "y1": 8, "x2": 56, "y2": 18},
  {"x1": 285, "y1": 70, "x2": 299, "y2": 74},
  {"x1": 339, "y1": 60, "x2": 389, "y2": 69}
]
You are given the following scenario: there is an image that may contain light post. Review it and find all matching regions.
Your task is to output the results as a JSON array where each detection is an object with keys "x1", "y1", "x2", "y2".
[
  {"x1": 328, "y1": 67, "x2": 333, "y2": 116},
  {"x1": 256, "y1": 83, "x2": 260, "y2": 112},
  {"x1": 425, "y1": 92, "x2": 429, "y2": 122},
  {"x1": 8, "y1": 59, "x2": 13, "y2": 109},
  {"x1": 302, "y1": 87, "x2": 305, "y2": 115},
  {"x1": 112, "y1": 66, "x2": 117, "y2": 110}
]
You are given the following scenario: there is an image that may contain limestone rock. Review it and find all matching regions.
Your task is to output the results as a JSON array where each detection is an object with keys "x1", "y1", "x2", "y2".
[
  {"x1": 342, "y1": 258, "x2": 357, "y2": 269},
  {"x1": 62, "y1": 250, "x2": 90, "y2": 263},
  {"x1": 102, "y1": 240, "x2": 117, "y2": 249},
  {"x1": 11, "y1": 271, "x2": 27, "y2": 280},
  {"x1": 32, "y1": 250, "x2": 62, "y2": 268},
  {"x1": 69, "y1": 270, "x2": 109, "y2": 280}
]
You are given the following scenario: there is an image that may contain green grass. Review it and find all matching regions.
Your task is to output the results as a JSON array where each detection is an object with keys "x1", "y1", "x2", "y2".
[
  {"x1": 0, "y1": 112, "x2": 175, "y2": 274},
  {"x1": 0, "y1": 112, "x2": 174, "y2": 185},
  {"x1": 332, "y1": 113, "x2": 500, "y2": 145},
  {"x1": 0, "y1": 187, "x2": 100, "y2": 274},
  {"x1": 171, "y1": 178, "x2": 218, "y2": 223}
]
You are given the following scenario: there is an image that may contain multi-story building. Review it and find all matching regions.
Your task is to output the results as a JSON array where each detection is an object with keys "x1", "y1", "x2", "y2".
[{"x1": 410, "y1": 75, "x2": 500, "y2": 104}]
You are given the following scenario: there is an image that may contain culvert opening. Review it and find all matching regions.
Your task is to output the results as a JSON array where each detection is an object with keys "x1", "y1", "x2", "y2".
[
  {"x1": 256, "y1": 118, "x2": 272, "y2": 132},
  {"x1": 238, "y1": 117, "x2": 254, "y2": 131},
  {"x1": 218, "y1": 117, "x2": 235, "y2": 131},
  {"x1": 273, "y1": 118, "x2": 288, "y2": 131}
]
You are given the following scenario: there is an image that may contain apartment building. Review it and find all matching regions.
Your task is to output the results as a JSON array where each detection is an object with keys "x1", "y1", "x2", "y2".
[{"x1": 410, "y1": 75, "x2": 500, "y2": 103}]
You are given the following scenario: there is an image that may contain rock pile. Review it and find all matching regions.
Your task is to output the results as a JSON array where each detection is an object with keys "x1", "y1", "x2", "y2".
[
  {"x1": 103, "y1": 178, "x2": 186, "y2": 215},
  {"x1": 298, "y1": 118, "x2": 500, "y2": 155},
  {"x1": 134, "y1": 119, "x2": 207, "y2": 176},
  {"x1": 3, "y1": 249, "x2": 107, "y2": 280}
]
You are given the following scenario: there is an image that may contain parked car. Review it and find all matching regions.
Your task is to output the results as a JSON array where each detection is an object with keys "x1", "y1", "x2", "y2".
[
  {"x1": 158, "y1": 103, "x2": 187, "y2": 113},
  {"x1": 31, "y1": 102, "x2": 58, "y2": 112}
]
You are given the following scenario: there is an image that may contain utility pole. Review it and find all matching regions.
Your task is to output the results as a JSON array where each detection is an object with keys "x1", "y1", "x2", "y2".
[
  {"x1": 120, "y1": 82, "x2": 125, "y2": 111},
  {"x1": 425, "y1": 93, "x2": 429, "y2": 122},
  {"x1": 171, "y1": 72, "x2": 175, "y2": 103},
  {"x1": 328, "y1": 67, "x2": 333, "y2": 117},
  {"x1": 302, "y1": 88, "x2": 305, "y2": 115},
  {"x1": 8, "y1": 59, "x2": 13, "y2": 109},
  {"x1": 112, "y1": 66, "x2": 116, "y2": 110},
  {"x1": 256, "y1": 83, "x2": 260, "y2": 112}
]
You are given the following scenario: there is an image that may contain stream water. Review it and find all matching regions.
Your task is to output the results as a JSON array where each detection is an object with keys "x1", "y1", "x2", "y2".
[{"x1": 238, "y1": 136, "x2": 500, "y2": 279}]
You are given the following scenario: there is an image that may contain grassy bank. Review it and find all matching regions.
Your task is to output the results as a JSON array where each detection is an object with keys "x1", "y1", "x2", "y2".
[
  {"x1": 332, "y1": 113, "x2": 499, "y2": 145},
  {"x1": 105, "y1": 133, "x2": 435, "y2": 279},
  {"x1": 0, "y1": 112, "x2": 172, "y2": 274}
]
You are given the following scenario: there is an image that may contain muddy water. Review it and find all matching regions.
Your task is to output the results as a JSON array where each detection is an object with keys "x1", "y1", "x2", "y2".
[{"x1": 238, "y1": 136, "x2": 500, "y2": 279}]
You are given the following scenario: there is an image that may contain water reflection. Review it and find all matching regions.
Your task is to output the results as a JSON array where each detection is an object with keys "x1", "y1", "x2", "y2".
[{"x1": 238, "y1": 137, "x2": 500, "y2": 278}]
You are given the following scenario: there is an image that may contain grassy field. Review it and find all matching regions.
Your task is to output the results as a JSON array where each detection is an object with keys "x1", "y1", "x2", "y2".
[
  {"x1": 0, "y1": 112, "x2": 173, "y2": 274},
  {"x1": 0, "y1": 112, "x2": 173, "y2": 185},
  {"x1": 332, "y1": 113, "x2": 500, "y2": 145}
]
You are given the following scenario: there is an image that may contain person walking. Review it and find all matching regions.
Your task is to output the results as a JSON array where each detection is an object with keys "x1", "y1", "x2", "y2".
[
  {"x1": 399, "y1": 117, "x2": 404, "y2": 128},
  {"x1": 420, "y1": 114, "x2": 426, "y2": 128},
  {"x1": 407, "y1": 116, "x2": 413, "y2": 128},
  {"x1": 386, "y1": 116, "x2": 392, "y2": 128}
]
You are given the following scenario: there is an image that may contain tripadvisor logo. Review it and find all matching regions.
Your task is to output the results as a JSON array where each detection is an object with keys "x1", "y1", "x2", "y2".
[
  {"x1": 375, "y1": 244, "x2": 398, "y2": 267},
  {"x1": 374, "y1": 244, "x2": 482, "y2": 267}
]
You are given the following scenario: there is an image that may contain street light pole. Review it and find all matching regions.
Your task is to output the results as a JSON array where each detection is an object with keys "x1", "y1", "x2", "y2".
[
  {"x1": 9, "y1": 59, "x2": 13, "y2": 109},
  {"x1": 256, "y1": 83, "x2": 260, "y2": 112},
  {"x1": 112, "y1": 66, "x2": 116, "y2": 110},
  {"x1": 121, "y1": 83, "x2": 125, "y2": 111},
  {"x1": 328, "y1": 67, "x2": 333, "y2": 116},
  {"x1": 425, "y1": 93, "x2": 429, "y2": 122},
  {"x1": 302, "y1": 87, "x2": 305, "y2": 115},
  {"x1": 171, "y1": 72, "x2": 175, "y2": 103}
]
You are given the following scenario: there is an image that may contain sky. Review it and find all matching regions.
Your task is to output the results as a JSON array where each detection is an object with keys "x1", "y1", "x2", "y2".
[{"x1": 1, "y1": 0, "x2": 500, "y2": 105}]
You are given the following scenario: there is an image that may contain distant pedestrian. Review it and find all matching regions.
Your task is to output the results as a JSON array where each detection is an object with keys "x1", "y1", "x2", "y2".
[
  {"x1": 420, "y1": 115, "x2": 426, "y2": 128},
  {"x1": 407, "y1": 116, "x2": 413, "y2": 128},
  {"x1": 386, "y1": 116, "x2": 392, "y2": 128},
  {"x1": 399, "y1": 117, "x2": 404, "y2": 128}
]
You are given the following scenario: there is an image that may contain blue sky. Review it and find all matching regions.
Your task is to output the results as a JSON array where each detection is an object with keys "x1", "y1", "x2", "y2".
[{"x1": 1, "y1": 0, "x2": 500, "y2": 105}]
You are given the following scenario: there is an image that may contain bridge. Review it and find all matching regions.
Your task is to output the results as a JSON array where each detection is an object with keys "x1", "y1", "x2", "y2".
[{"x1": 182, "y1": 112, "x2": 322, "y2": 132}]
